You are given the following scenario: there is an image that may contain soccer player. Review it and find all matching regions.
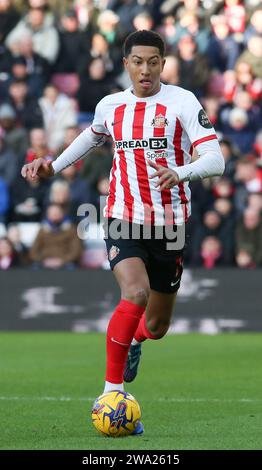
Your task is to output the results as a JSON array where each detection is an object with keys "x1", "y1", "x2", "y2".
[{"x1": 21, "y1": 30, "x2": 225, "y2": 435}]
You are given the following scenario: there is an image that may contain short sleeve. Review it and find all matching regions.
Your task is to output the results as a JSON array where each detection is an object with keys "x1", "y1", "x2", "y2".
[
  {"x1": 91, "y1": 100, "x2": 111, "y2": 137},
  {"x1": 180, "y1": 92, "x2": 217, "y2": 148}
]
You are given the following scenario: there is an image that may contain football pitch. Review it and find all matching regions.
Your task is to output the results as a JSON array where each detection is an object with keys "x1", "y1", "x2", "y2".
[{"x1": 0, "y1": 332, "x2": 261, "y2": 450}]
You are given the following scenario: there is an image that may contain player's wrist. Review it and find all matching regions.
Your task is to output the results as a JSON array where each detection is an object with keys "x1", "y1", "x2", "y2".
[{"x1": 43, "y1": 156, "x2": 55, "y2": 177}]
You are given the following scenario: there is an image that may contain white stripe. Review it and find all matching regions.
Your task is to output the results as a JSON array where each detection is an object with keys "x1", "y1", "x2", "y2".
[
  {"x1": 124, "y1": 104, "x2": 144, "y2": 223},
  {"x1": 111, "y1": 151, "x2": 125, "y2": 219}
]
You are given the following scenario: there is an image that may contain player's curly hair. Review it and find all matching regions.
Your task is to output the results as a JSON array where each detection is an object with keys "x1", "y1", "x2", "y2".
[{"x1": 123, "y1": 30, "x2": 165, "y2": 58}]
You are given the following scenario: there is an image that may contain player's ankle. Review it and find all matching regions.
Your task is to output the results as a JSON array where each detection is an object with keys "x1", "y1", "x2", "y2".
[
  {"x1": 131, "y1": 338, "x2": 141, "y2": 346},
  {"x1": 104, "y1": 381, "x2": 124, "y2": 393}
]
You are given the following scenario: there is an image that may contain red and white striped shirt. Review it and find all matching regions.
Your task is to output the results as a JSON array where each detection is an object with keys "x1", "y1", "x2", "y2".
[
  {"x1": 52, "y1": 83, "x2": 224, "y2": 225},
  {"x1": 91, "y1": 83, "x2": 217, "y2": 225}
]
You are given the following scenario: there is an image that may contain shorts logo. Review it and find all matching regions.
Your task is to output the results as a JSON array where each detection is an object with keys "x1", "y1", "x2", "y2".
[
  {"x1": 109, "y1": 245, "x2": 120, "y2": 261},
  {"x1": 198, "y1": 109, "x2": 213, "y2": 129},
  {"x1": 151, "y1": 114, "x2": 169, "y2": 128}
]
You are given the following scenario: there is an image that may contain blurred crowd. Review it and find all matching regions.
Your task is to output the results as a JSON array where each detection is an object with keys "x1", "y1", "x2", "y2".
[{"x1": 0, "y1": 0, "x2": 262, "y2": 270}]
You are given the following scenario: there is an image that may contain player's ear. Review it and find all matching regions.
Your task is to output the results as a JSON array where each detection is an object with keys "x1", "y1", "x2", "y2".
[
  {"x1": 123, "y1": 57, "x2": 128, "y2": 70},
  {"x1": 161, "y1": 58, "x2": 166, "y2": 72}
]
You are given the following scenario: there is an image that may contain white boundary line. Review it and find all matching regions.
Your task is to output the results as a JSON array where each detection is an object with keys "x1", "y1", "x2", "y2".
[{"x1": 0, "y1": 396, "x2": 261, "y2": 403}]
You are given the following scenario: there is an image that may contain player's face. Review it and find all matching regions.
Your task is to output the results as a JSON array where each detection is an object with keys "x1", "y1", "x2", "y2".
[{"x1": 123, "y1": 46, "x2": 165, "y2": 98}]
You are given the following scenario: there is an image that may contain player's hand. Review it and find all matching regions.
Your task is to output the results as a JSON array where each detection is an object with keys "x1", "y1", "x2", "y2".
[
  {"x1": 21, "y1": 157, "x2": 54, "y2": 181},
  {"x1": 147, "y1": 159, "x2": 180, "y2": 191}
]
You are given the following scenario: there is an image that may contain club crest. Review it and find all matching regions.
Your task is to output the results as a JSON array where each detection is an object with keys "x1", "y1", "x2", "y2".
[
  {"x1": 151, "y1": 113, "x2": 169, "y2": 128},
  {"x1": 109, "y1": 245, "x2": 120, "y2": 261}
]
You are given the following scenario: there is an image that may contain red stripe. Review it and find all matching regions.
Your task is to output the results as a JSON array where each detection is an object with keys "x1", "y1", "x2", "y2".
[
  {"x1": 106, "y1": 156, "x2": 117, "y2": 218},
  {"x1": 153, "y1": 103, "x2": 174, "y2": 225},
  {"x1": 113, "y1": 104, "x2": 134, "y2": 221},
  {"x1": 193, "y1": 134, "x2": 217, "y2": 147},
  {"x1": 133, "y1": 102, "x2": 154, "y2": 224},
  {"x1": 173, "y1": 118, "x2": 188, "y2": 222}
]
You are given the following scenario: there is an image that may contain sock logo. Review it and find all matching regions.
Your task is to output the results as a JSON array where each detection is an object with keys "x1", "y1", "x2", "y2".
[{"x1": 111, "y1": 337, "x2": 129, "y2": 347}]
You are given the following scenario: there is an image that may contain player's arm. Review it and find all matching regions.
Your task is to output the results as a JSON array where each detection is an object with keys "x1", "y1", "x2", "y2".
[
  {"x1": 147, "y1": 135, "x2": 224, "y2": 191},
  {"x1": 21, "y1": 101, "x2": 109, "y2": 181},
  {"x1": 21, "y1": 127, "x2": 107, "y2": 181},
  {"x1": 172, "y1": 138, "x2": 225, "y2": 182},
  {"x1": 174, "y1": 92, "x2": 225, "y2": 182}
]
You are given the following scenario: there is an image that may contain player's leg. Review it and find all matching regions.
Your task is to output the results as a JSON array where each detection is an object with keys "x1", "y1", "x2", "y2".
[
  {"x1": 124, "y1": 290, "x2": 177, "y2": 383},
  {"x1": 135, "y1": 251, "x2": 183, "y2": 342},
  {"x1": 136, "y1": 290, "x2": 177, "y2": 340},
  {"x1": 124, "y1": 250, "x2": 183, "y2": 383},
  {"x1": 104, "y1": 256, "x2": 150, "y2": 393}
]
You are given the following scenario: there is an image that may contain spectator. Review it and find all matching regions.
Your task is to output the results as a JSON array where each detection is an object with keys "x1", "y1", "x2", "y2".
[
  {"x1": 0, "y1": 0, "x2": 20, "y2": 45},
  {"x1": 91, "y1": 172, "x2": 110, "y2": 217},
  {"x1": 234, "y1": 156, "x2": 262, "y2": 215},
  {"x1": 39, "y1": 84, "x2": 77, "y2": 153},
  {"x1": 7, "y1": 78, "x2": 43, "y2": 129},
  {"x1": 219, "y1": 137, "x2": 239, "y2": 181},
  {"x1": 6, "y1": 222, "x2": 28, "y2": 265},
  {"x1": 224, "y1": 0, "x2": 246, "y2": 35},
  {"x1": 9, "y1": 175, "x2": 49, "y2": 222},
  {"x1": 237, "y1": 36, "x2": 262, "y2": 78},
  {"x1": 78, "y1": 32, "x2": 122, "y2": 78},
  {"x1": 73, "y1": 0, "x2": 99, "y2": 32},
  {"x1": 0, "y1": 102, "x2": 29, "y2": 158},
  {"x1": 0, "y1": 236, "x2": 18, "y2": 269},
  {"x1": 60, "y1": 164, "x2": 91, "y2": 220},
  {"x1": 14, "y1": 33, "x2": 51, "y2": 97},
  {"x1": 193, "y1": 207, "x2": 235, "y2": 265},
  {"x1": 209, "y1": 0, "x2": 246, "y2": 35},
  {"x1": 82, "y1": 144, "x2": 113, "y2": 189},
  {"x1": 175, "y1": 33, "x2": 210, "y2": 98},
  {"x1": 133, "y1": 11, "x2": 154, "y2": 32},
  {"x1": 247, "y1": 192, "x2": 262, "y2": 213},
  {"x1": 253, "y1": 130, "x2": 262, "y2": 161},
  {"x1": 96, "y1": 9, "x2": 122, "y2": 44},
  {"x1": 55, "y1": 8, "x2": 90, "y2": 74},
  {"x1": 219, "y1": 107, "x2": 258, "y2": 154},
  {"x1": 174, "y1": 11, "x2": 210, "y2": 54},
  {"x1": 156, "y1": 15, "x2": 177, "y2": 52},
  {"x1": 236, "y1": 207, "x2": 262, "y2": 267},
  {"x1": 207, "y1": 14, "x2": 241, "y2": 72},
  {"x1": 230, "y1": 60, "x2": 262, "y2": 102},
  {"x1": 202, "y1": 95, "x2": 220, "y2": 126},
  {"x1": 160, "y1": 55, "x2": 180, "y2": 85},
  {"x1": 200, "y1": 236, "x2": 223, "y2": 268},
  {"x1": 77, "y1": 57, "x2": 114, "y2": 121},
  {"x1": 244, "y1": 8, "x2": 262, "y2": 45},
  {"x1": 29, "y1": 203, "x2": 83, "y2": 269},
  {"x1": 0, "y1": 175, "x2": 9, "y2": 223},
  {"x1": 0, "y1": 126, "x2": 17, "y2": 185},
  {"x1": 5, "y1": 6, "x2": 59, "y2": 64},
  {"x1": 47, "y1": 178, "x2": 85, "y2": 223},
  {"x1": 162, "y1": 0, "x2": 206, "y2": 24}
]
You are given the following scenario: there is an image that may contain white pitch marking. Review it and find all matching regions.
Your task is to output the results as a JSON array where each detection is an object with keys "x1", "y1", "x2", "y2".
[{"x1": 0, "y1": 396, "x2": 261, "y2": 403}]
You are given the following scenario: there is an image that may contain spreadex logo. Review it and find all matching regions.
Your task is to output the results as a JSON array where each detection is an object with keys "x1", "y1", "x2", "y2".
[{"x1": 115, "y1": 137, "x2": 167, "y2": 150}]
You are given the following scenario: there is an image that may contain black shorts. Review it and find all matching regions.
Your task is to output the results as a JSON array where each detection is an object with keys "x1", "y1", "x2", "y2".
[{"x1": 104, "y1": 218, "x2": 185, "y2": 294}]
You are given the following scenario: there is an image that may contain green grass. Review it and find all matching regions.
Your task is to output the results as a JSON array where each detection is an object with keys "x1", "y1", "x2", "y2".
[{"x1": 0, "y1": 333, "x2": 262, "y2": 450}]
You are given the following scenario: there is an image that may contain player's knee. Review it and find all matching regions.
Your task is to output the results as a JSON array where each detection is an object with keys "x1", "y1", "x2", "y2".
[
  {"x1": 146, "y1": 318, "x2": 170, "y2": 339},
  {"x1": 122, "y1": 284, "x2": 150, "y2": 307}
]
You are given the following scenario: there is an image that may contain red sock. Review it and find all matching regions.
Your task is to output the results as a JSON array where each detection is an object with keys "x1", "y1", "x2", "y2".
[
  {"x1": 134, "y1": 313, "x2": 158, "y2": 342},
  {"x1": 106, "y1": 299, "x2": 145, "y2": 384}
]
